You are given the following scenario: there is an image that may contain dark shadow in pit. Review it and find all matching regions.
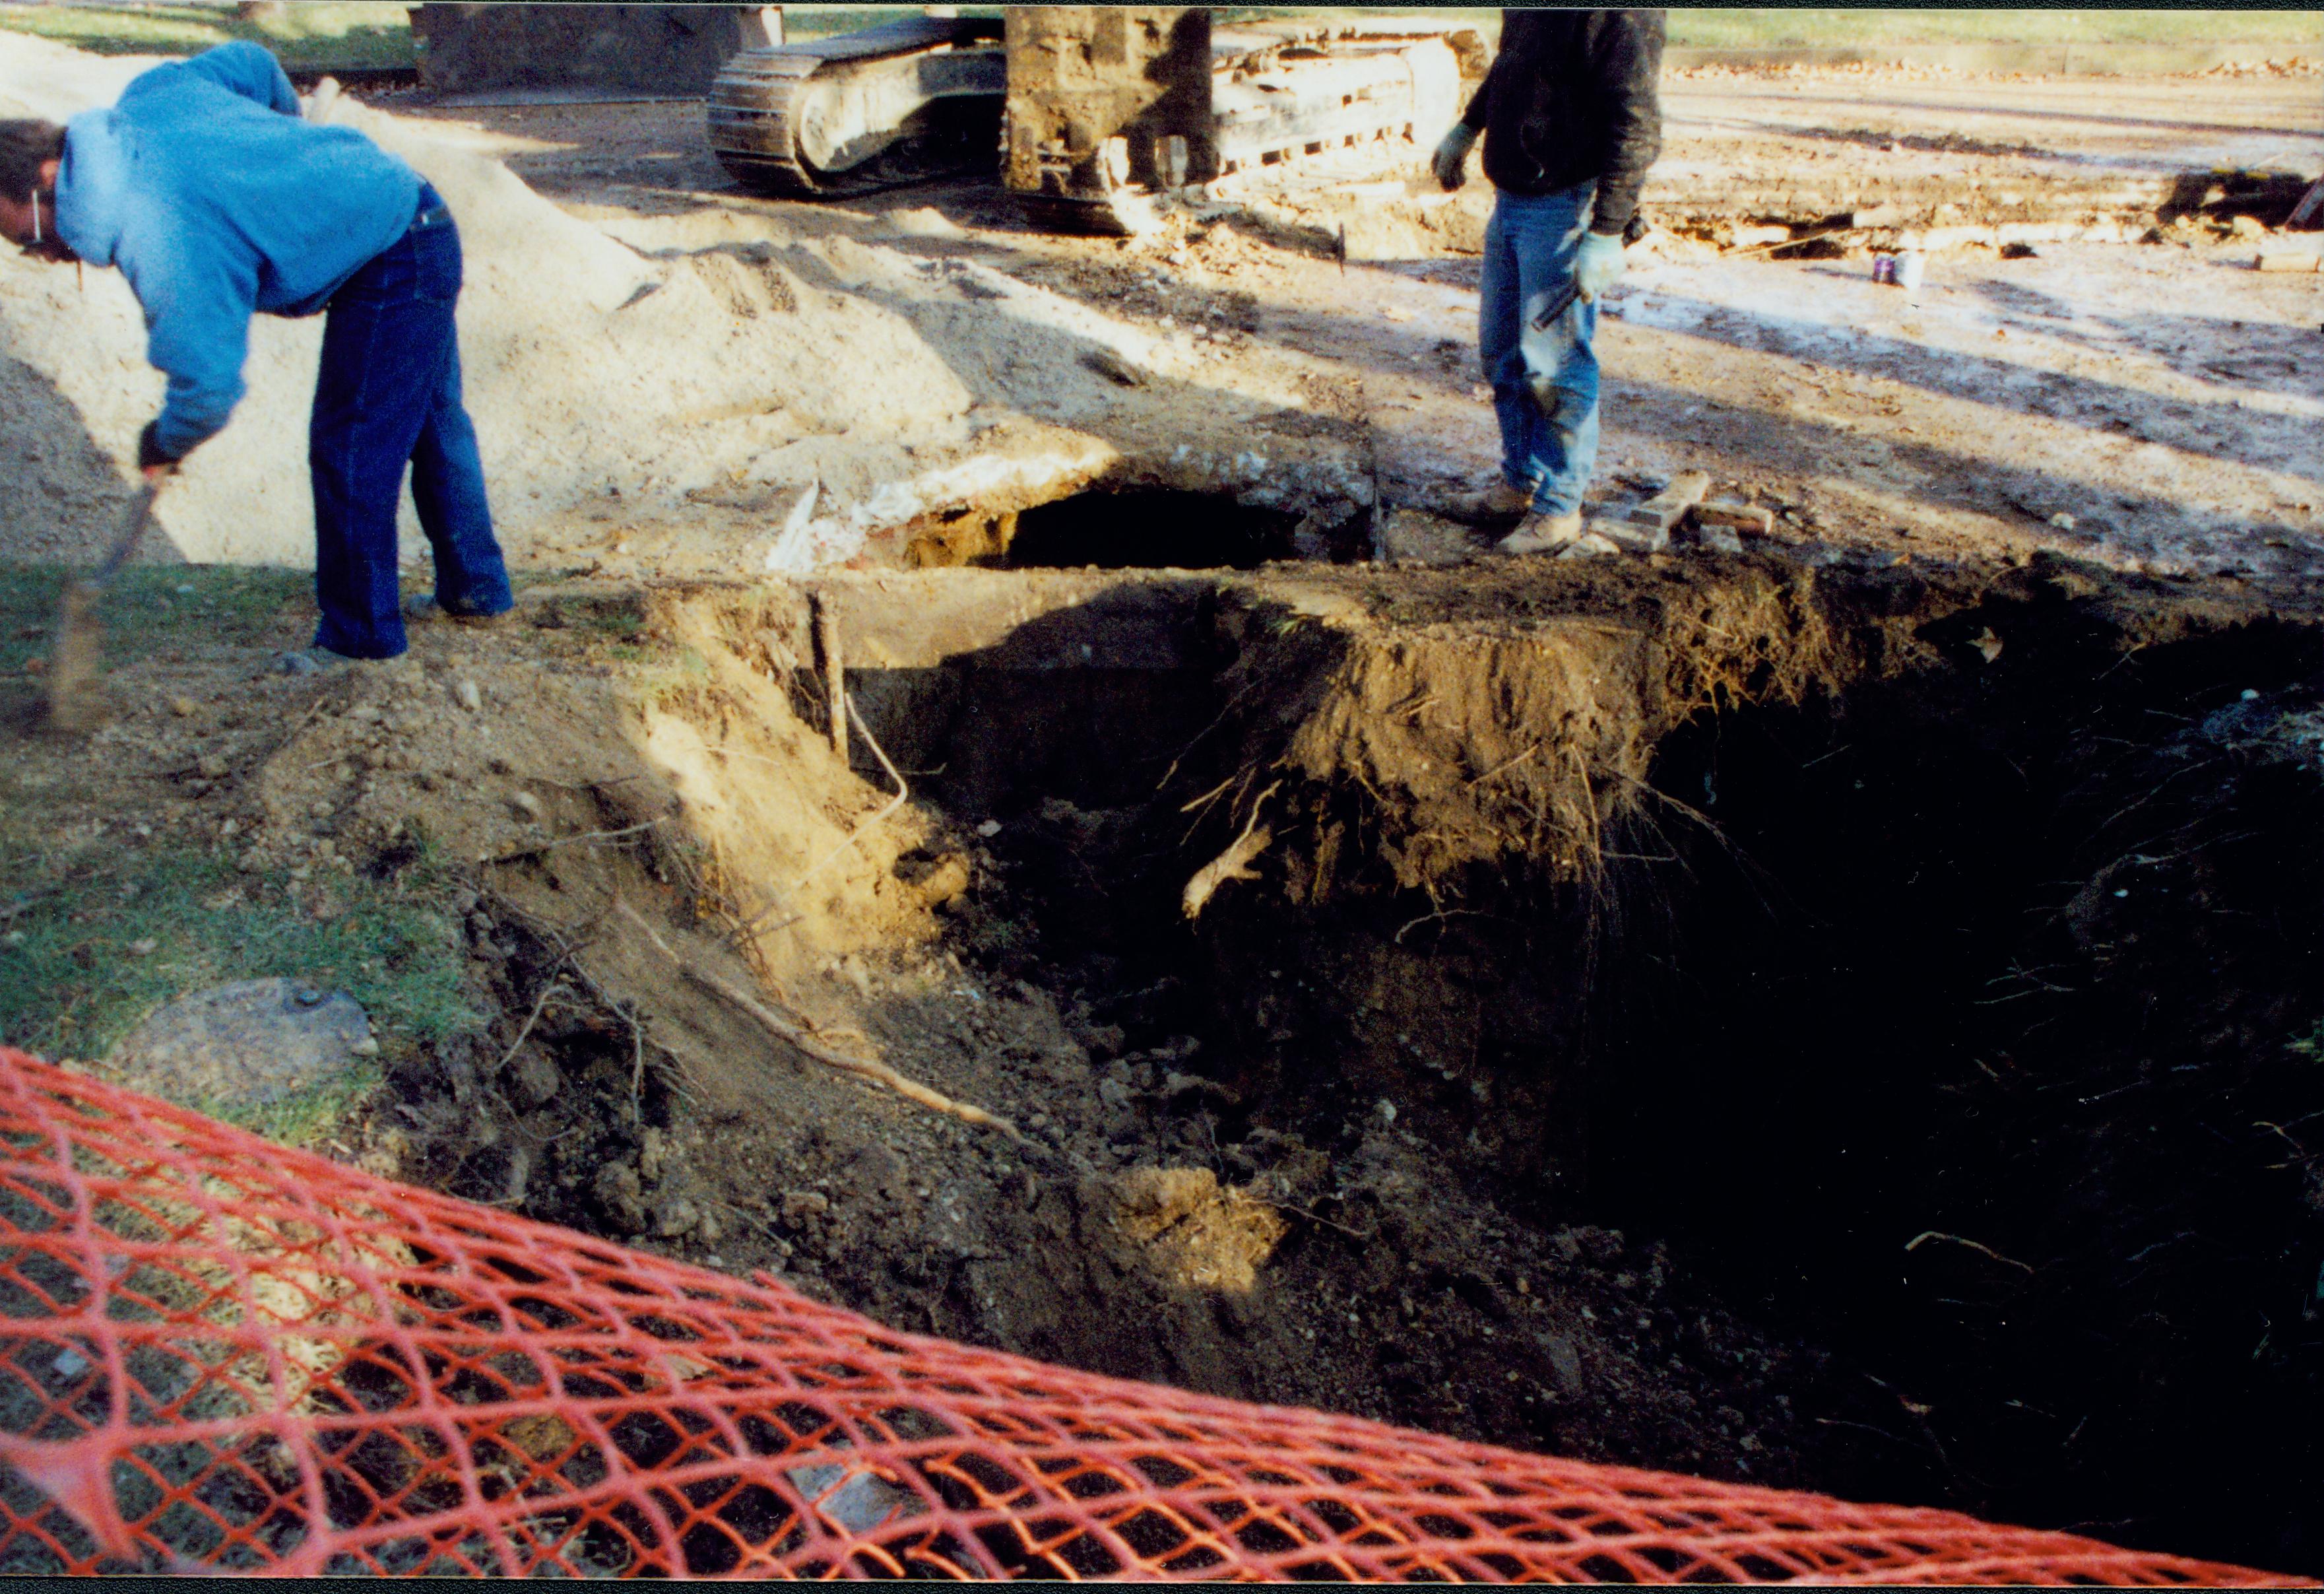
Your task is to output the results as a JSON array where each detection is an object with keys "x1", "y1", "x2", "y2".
[
  {"x1": 1586, "y1": 605, "x2": 2324, "y2": 1574},
  {"x1": 1006, "y1": 490, "x2": 1305, "y2": 571},
  {"x1": 839, "y1": 560, "x2": 2324, "y2": 1576}
]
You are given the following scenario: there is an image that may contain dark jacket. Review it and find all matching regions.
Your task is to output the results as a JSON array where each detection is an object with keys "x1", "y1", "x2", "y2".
[{"x1": 1460, "y1": 9, "x2": 1664, "y2": 236}]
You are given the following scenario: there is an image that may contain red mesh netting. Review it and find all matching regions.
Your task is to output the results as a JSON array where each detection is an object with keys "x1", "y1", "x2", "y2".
[{"x1": 0, "y1": 1045, "x2": 2298, "y2": 1581}]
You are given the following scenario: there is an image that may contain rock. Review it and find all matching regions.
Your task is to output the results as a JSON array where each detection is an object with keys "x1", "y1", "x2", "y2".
[
  {"x1": 1072, "y1": 1020, "x2": 1128, "y2": 1060},
  {"x1": 169, "y1": 696, "x2": 199, "y2": 718},
  {"x1": 103, "y1": 978, "x2": 373, "y2": 1111},
  {"x1": 1081, "y1": 347, "x2": 1149, "y2": 387},
  {"x1": 2049, "y1": 512, "x2": 2077, "y2": 531},
  {"x1": 1541, "y1": 1332, "x2": 1584, "y2": 1395},
  {"x1": 1555, "y1": 532, "x2": 1623, "y2": 559},
  {"x1": 2230, "y1": 215, "x2": 2268, "y2": 240},
  {"x1": 1613, "y1": 469, "x2": 1712, "y2": 542},
  {"x1": 1696, "y1": 524, "x2": 1745, "y2": 555},
  {"x1": 780, "y1": 1189, "x2": 831, "y2": 1226},
  {"x1": 127, "y1": 938, "x2": 158, "y2": 958},
  {"x1": 975, "y1": 819, "x2": 1002, "y2": 838},
  {"x1": 786, "y1": 1463, "x2": 919, "y2": 1535},
  {"x1": 279, "y1": 651, "x2": 319, "y2": 677},
  {"x1": 454, "y1": 679, "x2": 482, "y2": 712},
  {"x1": 510, "y1": 790, "x2": 544, "y2": 821},
  {"x1": 911, "y1": 853, "x2": 971, "y2": 908},
  {"x1": 509, "y1": 1046, "x2": 562, "y2": 1110},
  {"x1": 655, "y1": 1197, "x2": 701, "y2": 1238},
  {"x1": 1691, "y1": 500, "x2": 1774, "y2": 535},
  {"x1": 592, "y1": 1162, "x2": 649, "y2": 1233}
]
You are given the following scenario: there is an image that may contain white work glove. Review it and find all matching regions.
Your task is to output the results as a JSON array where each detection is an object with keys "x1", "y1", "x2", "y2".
[
  {"x1": 1431, "y1": 123, "x2": 1479, "y2": 193},
  {"x1": 1574, "y1": 230, "x2": 1625, "y2": 302}
]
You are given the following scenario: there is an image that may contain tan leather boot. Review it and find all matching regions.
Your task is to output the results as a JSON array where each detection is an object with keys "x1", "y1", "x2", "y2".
[
  {"x1": 1493, "y1": 510, "x2": 1586, "y2": 556},
  {"x1": 1442, "y1": 478, "x2": 1536, "y2": 525}
]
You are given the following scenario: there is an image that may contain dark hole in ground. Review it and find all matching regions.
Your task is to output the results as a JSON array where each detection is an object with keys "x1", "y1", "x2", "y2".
[
  {"x1": 1004, "y1": 490, "x2": 1307, "y2": 571},
  {"x1": 880, "y1": 576, "x2": 2324, "y2": 1576}
]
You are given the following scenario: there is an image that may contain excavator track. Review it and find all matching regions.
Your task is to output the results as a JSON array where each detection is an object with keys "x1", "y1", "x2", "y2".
[{"x1": 707, "y1": 16, "x2": 1006, "y2": 200}]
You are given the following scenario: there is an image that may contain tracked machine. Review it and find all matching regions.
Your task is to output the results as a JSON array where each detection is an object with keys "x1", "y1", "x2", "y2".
[{"x1": 706, "y1": 7, "x2": 1483, "y2": 230}]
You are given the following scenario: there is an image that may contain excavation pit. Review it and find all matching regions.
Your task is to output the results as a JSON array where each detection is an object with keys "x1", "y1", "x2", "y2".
[
  {"x1": 360, "y1": 553, "x2": 2321, "y2": 1577},
  {"x1": 802, "y1": 554, "x2": 2324, "y2": 1572}
]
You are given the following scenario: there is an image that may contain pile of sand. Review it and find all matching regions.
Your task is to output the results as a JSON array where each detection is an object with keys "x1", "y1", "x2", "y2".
[
  {"x1": 0, "y1": 34, "x2": 1380, "y2": 578},
  {"x1": 0, "y1": 34, "x2": 978, "y2": 572}
]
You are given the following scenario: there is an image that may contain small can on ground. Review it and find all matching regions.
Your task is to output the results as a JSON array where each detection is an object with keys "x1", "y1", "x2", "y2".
[
  {"x1": 1871, "y1": 253, "x2": 1895, "y2": 284},
  {"x1": 1895, "y1": 251, "x2": 1926, "y2": 293}
]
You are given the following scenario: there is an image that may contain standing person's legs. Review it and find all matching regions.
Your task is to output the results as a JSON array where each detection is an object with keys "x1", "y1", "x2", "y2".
[
  {"x1": 406, "y1": 216, "x2": 511, "y2": 619},
  {"x1": 1478, "y1": 194, "x2": 1543, "y2": 500},
  {"x1": 1504, "y1": 183, "x2": 1601, "y2": 517},
  {"x1": 309, "y1": 222, "x2": 453, "y2": 660}
]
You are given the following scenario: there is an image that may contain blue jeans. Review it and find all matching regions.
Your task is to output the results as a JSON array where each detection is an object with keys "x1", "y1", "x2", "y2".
[
  {"x1": 310, "y1": 185, "x2": 510, "y2": 659},
  {"x1": 1479, "y1": 182, "x2": 1601, "y2": 517}
]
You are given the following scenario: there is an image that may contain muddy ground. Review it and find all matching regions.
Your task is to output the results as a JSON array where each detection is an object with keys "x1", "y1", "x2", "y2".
[{"x1": 4, "y1": 51, "x2": 2323, "y2": 1581}]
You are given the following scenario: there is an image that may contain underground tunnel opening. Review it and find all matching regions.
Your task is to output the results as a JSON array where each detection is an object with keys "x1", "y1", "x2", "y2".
[{"x1": 829, "y1": 560, "x2": 2324, "y2": 1575}]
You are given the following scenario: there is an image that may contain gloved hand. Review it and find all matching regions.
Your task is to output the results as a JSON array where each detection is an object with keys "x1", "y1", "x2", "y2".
[
  {"x1": 1431, "y1": 123, "x2": 1478, "y2": 192},
  {"x1": 1573, "y1": 230, "x2": 1626, "y2": 302},
  {"x1": 135, "y1": 420, "x2": 183, "y2": 479}
]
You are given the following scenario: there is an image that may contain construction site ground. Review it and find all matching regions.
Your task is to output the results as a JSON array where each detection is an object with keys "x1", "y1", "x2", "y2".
[{"x1": 4, "y1": 48, "x2": 2323, "y2": 1580}]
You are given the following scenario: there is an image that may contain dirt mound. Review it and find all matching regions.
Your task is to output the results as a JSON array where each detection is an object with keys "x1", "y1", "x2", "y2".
[
  {"x1": 0, "y1": 36, "x2": 984, "y2": 572},
  {"x1": 0, "y1": 36, "x2": 1386, "y2": 581}
]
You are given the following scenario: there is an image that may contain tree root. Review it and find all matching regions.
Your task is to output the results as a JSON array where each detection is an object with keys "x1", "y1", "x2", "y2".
[{"x1": 614, "y1": 899, "x2": 1029, "y2": 1147}]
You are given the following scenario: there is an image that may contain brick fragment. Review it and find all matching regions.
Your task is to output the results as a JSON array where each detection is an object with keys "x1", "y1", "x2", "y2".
[
  {"x1": 1690, "y1": 500, "x2": 1775, "y2": 535},
  {"x1": 1617, "y1": 470, "x2": 1711, "y2": 534}
]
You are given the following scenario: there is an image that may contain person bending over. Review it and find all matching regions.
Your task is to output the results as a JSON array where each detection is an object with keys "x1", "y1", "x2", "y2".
[{"x1": 0, "y1": 42, "x2": 511, "y2": 661}]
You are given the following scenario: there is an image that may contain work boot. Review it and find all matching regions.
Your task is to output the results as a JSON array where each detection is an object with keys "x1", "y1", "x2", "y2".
[
  {"x1": 1493, "y1": 510, "x2": 1586, "y2": 556},
  {"x1": 403, "y1": 593, "x2": 510, "y2": 628},
  {"x1": 1441, "y1": 478, "x2": 1535, "y2": 525},
  {"x1": 277, "y1": 647, "x2": 364, "y2": 676}
]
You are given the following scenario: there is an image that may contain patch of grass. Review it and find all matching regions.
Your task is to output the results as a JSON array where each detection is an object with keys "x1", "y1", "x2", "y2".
[
  {"x1": 0, "y1": 563, "x2": 309, "y2": 676},
  {"x1": 0, "y1": 1, "x2": 414, "y2": 68},
  {"x1": 0, "y1": 835, "x2": 478, "y2": 1145},
  {"x1": 584, "y1": 611, "x2": 645, "y2": 642}
]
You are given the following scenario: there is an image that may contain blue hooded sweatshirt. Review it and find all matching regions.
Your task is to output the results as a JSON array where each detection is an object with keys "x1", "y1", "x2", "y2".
[{"x1": 53, "y1": 42, "x2": 422, "y2": 459}]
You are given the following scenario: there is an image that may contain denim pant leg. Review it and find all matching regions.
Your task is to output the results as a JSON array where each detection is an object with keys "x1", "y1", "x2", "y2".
[
  {"x1": 310, "y1": 232, "x2": 453, "y2": 660},
  {"x1": 1479, "y1": 185, "x2": 1603, "y2": 517},
  {"x1": 408, "y1": 224, "x2": 512, "y2": 618},
  {"x1": 1478, "y1": 201, "x2": 1537, "y2": 497}
]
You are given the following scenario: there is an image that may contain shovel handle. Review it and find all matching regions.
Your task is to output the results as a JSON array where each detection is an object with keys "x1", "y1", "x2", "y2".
[{"x1": 90, "y1": 480, "x2": 162, "y2": 587}]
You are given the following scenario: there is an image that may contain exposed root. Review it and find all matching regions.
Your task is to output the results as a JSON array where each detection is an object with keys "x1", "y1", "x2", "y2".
[
  {"x1": 615, "y1": 899, "x2": 1029, "y2": 1147},
  {"x1": 1183, "y1": 781, "x2": 1280, "y2": 921}
]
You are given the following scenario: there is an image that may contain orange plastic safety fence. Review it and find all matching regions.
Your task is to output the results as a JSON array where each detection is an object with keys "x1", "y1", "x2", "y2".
[{"x1": 0, "y1": 1046, "x2": 2298, "y2": 1583}]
